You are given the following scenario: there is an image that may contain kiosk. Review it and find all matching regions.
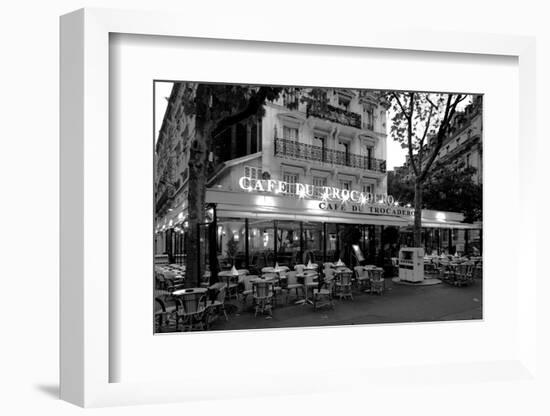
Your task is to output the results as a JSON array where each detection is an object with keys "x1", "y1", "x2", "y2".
[{"x1": 398, "y1": 247, "x2": 424, "y2": 282}]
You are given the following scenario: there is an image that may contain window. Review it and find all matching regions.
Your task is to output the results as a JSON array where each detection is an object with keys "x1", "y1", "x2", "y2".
[
  {"x1": 362, "y1": 184, "x2": 372, "y2": 194},
  {"x1": 283, "y1": 172, "x2": 298, "y2": 194},
  {"x1": 313, "y1": 135, "x2": 326, "y2": 162},
  {"x1": 338, "y1": 140, "x2": 350, "y2": 165},
  {"x1": 466, "y1": 153, "x2": 471, "y2": 168},
  {"x1": 312, "y1": 176, "x2": 327, "y2": 197},
  {"x1": 364, "y1": 106, "x2": 374, "y2": 130},
  {"x1": 312, "y1": 176, "x2": 327, "y2": 187},
  {"x1": 339, "y1": 180, "x2": 352, "y2": 190},
  {"x1": 244, "y1": 166, "x2": 261, "y2": 180},
  {"x1": 282, "y1": 126, "x2": 298, "y2": 141},
  {"x1": 365, "y1": 146, "x2": 373, "y2": 169},
  {"x1": 338, "y1": 94, "x2": 351, "y2": 110}
]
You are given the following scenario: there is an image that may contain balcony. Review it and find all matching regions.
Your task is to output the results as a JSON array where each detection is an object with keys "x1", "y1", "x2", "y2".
[
  {"x1": 307, "y1": 102, "x2": 362, "y2": 129},
  {"x1": 274, "y1": 138, "x2": 386, "y2": 173}
]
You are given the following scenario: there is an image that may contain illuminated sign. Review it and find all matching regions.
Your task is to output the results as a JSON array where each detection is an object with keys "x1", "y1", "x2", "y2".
[{"x1": 238, "y1": 176, "x2": 399, "y2": 207}]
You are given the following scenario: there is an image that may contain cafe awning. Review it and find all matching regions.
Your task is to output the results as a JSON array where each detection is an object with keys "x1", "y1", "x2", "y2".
[
  {"x1": 216, "y1": 208, "x2": 410, "y2": 227},
  {"x1": 417, "y1": 220, "x2": 482, "y2": 229}
]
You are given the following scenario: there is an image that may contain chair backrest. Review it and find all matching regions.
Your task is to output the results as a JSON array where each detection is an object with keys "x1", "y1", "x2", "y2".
[
  {"x1": 253, "y1": 281, "x2": 273, "y2": 298},
  {"x1": 263, "y1": 272, "x2": 278, "y2": 280},
  {"x1": 294, "y1": 264, "x2": 305, "y2": 274},
  {"x1": 324, "y1": 268, "x2": 335, "y2": 280},
  {"x1": 180, "y1": 292, "x2": 205, "y2": 315},
  {"x1": 370, "y1": 269, "x2": 384, "y2": 281},
  {"x1": 237, "y1": 269, "x2": 249, "y2": 275},
  {"x1": 338, "y1": 272, "x2": 352, "y2": 286},
  {"x1": 261, "y1": 267, "x2": 272, "y2": 273},
  {"x1": 243, "y1": 275, "x2": 257, "y2": 291},
  {"x1": 216, "y1": 287, "x2": 226, "y2": 303},
  {"x1": 286, "y1": 271, "x2": 298, "y2": 285},
  {"x1": 154, "y1": 297, "x2": 166, "y2": 314},
  {"x1": 304, "y1": 271, "x2": 318, "y2": 284},
  {"x1": 354, "y1": 267, "x2": 367, "y2": 279}
]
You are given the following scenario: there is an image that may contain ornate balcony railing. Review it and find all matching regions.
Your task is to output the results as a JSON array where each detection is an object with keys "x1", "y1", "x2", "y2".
[
  {"x1": 274, "y1": 137, "x2": 386, "y2": 173},
  {"x1": 307, "y1": 102, "x2": 362, "y2": 129}
]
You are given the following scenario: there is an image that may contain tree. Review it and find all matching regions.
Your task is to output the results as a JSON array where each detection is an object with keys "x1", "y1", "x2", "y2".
[
  {"x1": 386, "y1": 170, "x2": 414, "y2": 206},
  {"x1": 423, "y1": 163, "x2": 482, "y2": 223},
  {"x1": 387, "y1": 92, "x2": 467, "y2": 246},
  {"x1": 173, "y1": 83, "x2": 286, "y2": 287}
]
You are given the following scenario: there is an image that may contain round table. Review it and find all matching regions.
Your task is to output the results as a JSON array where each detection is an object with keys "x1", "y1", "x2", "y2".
[{"x1": 172, "y1": 287, "x2": 207, "y2": 296}]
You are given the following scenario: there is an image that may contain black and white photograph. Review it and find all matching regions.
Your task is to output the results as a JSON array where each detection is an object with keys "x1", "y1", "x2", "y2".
[{"x1": 153, "y1": 82, "x2": 483, "y2": 333}]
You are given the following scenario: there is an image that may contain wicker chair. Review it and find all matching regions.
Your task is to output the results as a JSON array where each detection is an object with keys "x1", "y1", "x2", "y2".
[
  {"x1": 313, "y1": 274, "x2": 335, "y2": 310},
  {"x1": 455, "y1": 263, "x2": 474, "y2": 287},
  {"x1": 370, "y1": 269, "x2": 385, "y2": 295},
  {"x1": 303, "y1": 271, "x2": 319, "y2": 303},
  {"x1": 253, "y1": 280, "x2": 274, "y2": 317},
  {"x1": 176, "y1": 292, "x2": 207, "y2": 331},
  {"x1": 207, "y1": 285, "x2": 228, "y2": 322},
  {"x1": 239, "y1": 275, "x2": 257, "y2": 305},
  {"x1": 335, "y1": 271, "x2": 353, "y2": 300},
  {"x1": 285, "y1": 271, "x2": 304, "y2": 301},
  {"x1": 354, "y1": 266, "x2": 370, "y2": 291}
]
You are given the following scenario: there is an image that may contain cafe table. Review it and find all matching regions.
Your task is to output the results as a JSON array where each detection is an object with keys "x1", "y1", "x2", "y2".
[{"x1": 217, "y1": 270, "x2": 247, "y2": 299}]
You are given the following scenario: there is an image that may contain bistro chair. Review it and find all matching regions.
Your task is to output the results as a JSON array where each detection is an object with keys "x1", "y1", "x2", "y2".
[
  {"x1": 285, "y1": 271, "x2": 304, "y2": 302},
  {"x1": 176, "y1": 291, "x2": 207, "y2": 331},
  {"x1": 207, "y1": 285, "x2": 228, "y2": 322},
  {"x1": 354, "y1": 266, "x2": 370, "y2": 291},
  {"x1": 455, "y1": 263, "x2": 474, "y2": 287},
  {"x1": 253, "y1": 280, "x2": 274, "y2": 317},
  {"x1": 312, "y1": 274, "x2": 335, "y2": 311},
  {"x1": 154, "y1": 297, "x2": 178, "y2": 332},
  {"x1": 303, "y1": 271, "x2": 319, "y2": 303},
  {"x1": 219, "y1": 274, "x2": 239, "y2": 300},
  {"x1": 335, "y1": 271, "x2": 353, "y2": 301},
  {"x1": 370, "y1": 269, "x2": 385, "y2": 295},
  {"x1": 239, "y1": 275, "x2": 257, "y2": 305}
]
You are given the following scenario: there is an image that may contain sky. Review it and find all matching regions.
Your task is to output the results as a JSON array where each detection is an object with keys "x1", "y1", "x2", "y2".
[{"x1": 153, "y1": 82, "x2": 470, "y2": 170}]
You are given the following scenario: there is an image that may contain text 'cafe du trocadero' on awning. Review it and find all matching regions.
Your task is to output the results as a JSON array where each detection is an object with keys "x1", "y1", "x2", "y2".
[{"x1": 154, "y1": 175, "x2": 482, "y2": 272}]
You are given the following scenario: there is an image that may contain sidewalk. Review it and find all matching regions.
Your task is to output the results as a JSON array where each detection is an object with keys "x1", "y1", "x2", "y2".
[{"x1": 207, "y1": 277, "x2": 482, "y2": 331}]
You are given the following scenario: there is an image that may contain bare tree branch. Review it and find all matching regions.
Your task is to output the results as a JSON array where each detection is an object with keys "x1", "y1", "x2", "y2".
[
  {"x1": 418, "y1": 94, "x2": 460, "y2": 182},
  {"x1": 392, "y1": 92, "x2": 409, "y2": 119},
  {"x1": 426, "y1": 96, "x2": 438, "y2": 109}
]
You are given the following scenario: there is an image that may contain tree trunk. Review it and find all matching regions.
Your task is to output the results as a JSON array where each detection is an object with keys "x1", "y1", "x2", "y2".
[
  {"x1": 413, "y1": 180, "x2": 423, "y2": 247},
  {"x1": 185, "y1": 122, "x2": 211, "y2": 288}
]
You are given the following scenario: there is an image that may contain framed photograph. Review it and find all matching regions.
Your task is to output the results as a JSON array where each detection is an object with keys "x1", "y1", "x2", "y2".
[{"x1": 60, "y1": 8, "x2": 538, "y2": 408}]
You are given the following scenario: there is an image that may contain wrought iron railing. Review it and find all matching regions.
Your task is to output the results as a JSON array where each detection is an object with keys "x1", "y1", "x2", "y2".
[
  {"x1": 307, "y1": 102, "x2": 362, "y2": 129},
  {"x1": 274, "y1": 138, "x2": 386, "y2": 173}
]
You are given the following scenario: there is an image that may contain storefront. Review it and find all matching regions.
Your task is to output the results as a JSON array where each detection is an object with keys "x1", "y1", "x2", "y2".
[{"x1": 155, "y1": 176, "x2": 482, "y2": 276}]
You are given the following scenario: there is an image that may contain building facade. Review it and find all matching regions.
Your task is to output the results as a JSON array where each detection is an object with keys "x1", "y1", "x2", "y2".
[{"x1": 154, "y1": 85, "x2": 480, "y2": 276}]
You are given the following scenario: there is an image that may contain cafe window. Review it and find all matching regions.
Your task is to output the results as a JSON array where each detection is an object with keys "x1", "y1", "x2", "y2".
[{"x1": 362, "y1": 184, "x2": 373, "y2": 194}]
